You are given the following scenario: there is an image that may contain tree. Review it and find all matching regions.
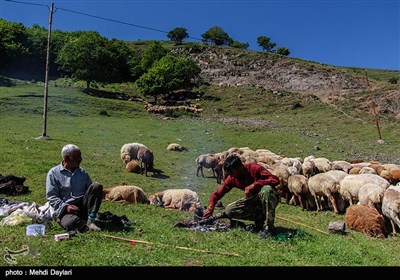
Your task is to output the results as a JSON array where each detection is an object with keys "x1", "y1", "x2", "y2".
[
  {"x1": 108, "y1": 38, "x2": 138, "y2": 82},
  {"x1": 201, "y1": 26, "x2": 233, "y2": 46},
  {"x1": 140, "y1": 41, "x2": 169, "y2": 72},
  {"x1": 56, "y1": 31, "x2": 116, "y2": 89},
  {"x1": 257, "y1": 36, "x2": 276, "y2": 52},
  {"x1": 231, "y1": 41, "x2": 249, "y2": 50},
  {"x1": 167, "y1": 27, "x2": 189, "y2": 44},
  {"x1": 0, "y1": 19, "x2": 29, "y2": 73},
  {"x1": 25, "y1": 24, "x2": 70, "y2": 76},
  {"x1": 136, "y1": 54, "x2": 200, "y2": 104},
  {"x1": 276, "y1": 46, "x2": 290, "y2": 56}
]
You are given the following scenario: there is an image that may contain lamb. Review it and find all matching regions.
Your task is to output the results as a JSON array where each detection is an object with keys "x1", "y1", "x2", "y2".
[
  {"x1": 148, "y1": 189, "x2": 201, "y2": 211},
  {"x1": 214, "y1": 159, "x2": 225, "y2": 184},
  {"x1": 345, "y1": 204, "x2": 386, "y2": 238},
  {"x1": 382, "y1": 184, "x2": 400, "y2": 234},
  {"x1": 103, "y1": 185, "x2": 149, "y2": 204},
  {"x1": 120, "y1": 142, "x2": 147, "y2": 164},
  {"x1": 137, "y1": 146, "x2": 154, "y2": 176},
  {"x1": 167, "y1": 143, "x2": 188, "y2": 152},
  {"x1": 125, "y1": 160, "x2": 142, "y2": 174},
  {"x1": 195, "y1": 154, "x2": 220, "y2": 178}
]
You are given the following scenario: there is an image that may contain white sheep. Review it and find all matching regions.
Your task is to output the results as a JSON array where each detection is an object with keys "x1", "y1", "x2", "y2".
[
  {"x1": 308, "y1": 172, "x2": 342, "y2": 213},
  {"x1": 357, "y1": 183, "x2": 385, "y2": 214},
  {"x1": 148, "y1": 189, "x2": 201, "y2": 211},
  {"x1": 382, "y1": 184, "x2": 400, "y2": 234},
  {"x1": 167, "y1": 143, "x2": 188, "y2": 152},
  {"x1": 287, "y1": 174, "x2": 310, "y2": 211},
  {"x1": 120, "y1": 142, "x2": 147, "y2": 164},
  {"x1": 313, "y1": 157, "x2": 332, "y2": 173},
  {"x1": 302, "y1": 160, "x2": 317, "y2": 178},
  {"x1": 339, "y1": 174, "x2": 390, "y2": 205},
  {"x1": 359, "y1": 166, "x2": 377, "y2": 175},
  {"x1": 326, "y1": 170, "x2": 348, "y2": 182},
  {"x1": 332, "y1": 160, "x2": 353, "y2": 173},
  {"x1": 270, "y1": 163, "x2": 290, "y2": 203}
]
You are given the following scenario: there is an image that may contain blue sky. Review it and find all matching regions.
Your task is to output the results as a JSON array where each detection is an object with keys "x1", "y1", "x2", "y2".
[{"x1": 1, "y1": 0, "x2": 399, "y2": 70}]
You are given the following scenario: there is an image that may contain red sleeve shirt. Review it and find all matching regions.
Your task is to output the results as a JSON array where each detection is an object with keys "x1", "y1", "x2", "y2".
[{"x1": 208, "y1": 163, "x2": 280, "y2": 207}]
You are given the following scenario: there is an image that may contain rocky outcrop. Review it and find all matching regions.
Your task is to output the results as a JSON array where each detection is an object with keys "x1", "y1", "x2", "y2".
[{"x1": 172, "y1": 45, "x2": 368, "y2": 94}]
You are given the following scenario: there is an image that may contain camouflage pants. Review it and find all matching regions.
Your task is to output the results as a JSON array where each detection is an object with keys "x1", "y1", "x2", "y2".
[{"x1": 224, "y1": 185, "x2": 279, "y2": 228}]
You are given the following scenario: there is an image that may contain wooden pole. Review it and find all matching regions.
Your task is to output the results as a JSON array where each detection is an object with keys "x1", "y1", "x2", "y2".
[
  {"x1": 101, "y1": 234, "x2": 241, "y2": 257},
  {"x1": 37, "y1": 1, "x2": 54, "y2": 140},
  {"x1": 364, "y1": 69, "x2": 383, "y2": 142}
]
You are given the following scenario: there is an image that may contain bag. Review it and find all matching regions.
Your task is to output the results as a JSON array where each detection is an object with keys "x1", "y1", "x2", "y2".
[
  {"x1": 0, "y1": 175, "x2": 29, "y2": 195},
  {"x1": 95, "y1": 211, "x2": 133, "y2": 231}
]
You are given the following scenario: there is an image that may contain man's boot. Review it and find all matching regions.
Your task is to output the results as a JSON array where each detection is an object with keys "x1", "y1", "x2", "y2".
[{"x1": 258, "y1": 225, "x2": 277, "y2": 239}]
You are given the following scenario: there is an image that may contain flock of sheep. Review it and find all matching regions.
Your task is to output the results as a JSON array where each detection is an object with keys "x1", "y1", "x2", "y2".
[
  {"x1": 109, "y1": 142, "x2": 400, "y2": 238},
  {"x1": 195, "y1": 146, "x2": 400, "y2": 237}
]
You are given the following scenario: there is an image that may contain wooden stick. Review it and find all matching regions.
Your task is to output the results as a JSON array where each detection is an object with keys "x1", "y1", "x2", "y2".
[
  {"x1": 276, "y1": 215, "x2": 330, "y2": 235},
  {"x1": 101, "y1": 234, "x2": 241, "y2": 257}
]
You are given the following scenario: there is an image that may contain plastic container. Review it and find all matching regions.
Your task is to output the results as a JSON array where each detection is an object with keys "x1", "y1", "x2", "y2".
[{"x1": 26, "y1": 224, "x2": 45, "y2": 237}]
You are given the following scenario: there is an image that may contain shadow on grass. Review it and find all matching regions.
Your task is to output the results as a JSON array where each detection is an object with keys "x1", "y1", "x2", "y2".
[
  {"x1": 150, "y1": 169, "x2": 170, "y2": 179},
  {"x1": 81, "y1": 88, "x2": 130, "y2": 100}
]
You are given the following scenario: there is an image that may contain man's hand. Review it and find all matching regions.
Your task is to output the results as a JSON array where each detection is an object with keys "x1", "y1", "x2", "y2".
[
  {"x1": 244, "y1": 184, "x2": 254, "y2": 198},
  {"x1": 203, "y1": 205, "x2": 214, "y2": 219},
  {"x1": 66, "y1": 205, "x2": 79, "y2": 214}
]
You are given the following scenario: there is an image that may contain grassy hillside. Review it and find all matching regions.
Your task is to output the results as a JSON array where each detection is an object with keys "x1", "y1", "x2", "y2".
[{"x1": 0, "y1": 77, "x2": 400, "y2": 268}]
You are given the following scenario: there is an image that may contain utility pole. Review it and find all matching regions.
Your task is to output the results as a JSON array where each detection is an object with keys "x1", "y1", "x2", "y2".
[
  {"x1": 364, "y1": 69, "x2": 384, "y2": 144},
  {"x1": 37, "y1": 1, "x2": 54, "y2": 140}
]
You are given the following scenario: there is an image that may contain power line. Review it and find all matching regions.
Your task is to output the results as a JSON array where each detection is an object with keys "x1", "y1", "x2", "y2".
[
  {"x1": 4, "y1": 0, "x2": 203, "y2": 42},
  {"x1": 4, "y1": 0, "x2": 47, "y2": 8}
]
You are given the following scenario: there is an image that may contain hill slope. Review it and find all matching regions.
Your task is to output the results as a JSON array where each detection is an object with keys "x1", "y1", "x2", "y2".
[{"x1": 169, "y1": 44, "x2": 399, "y2": 118}]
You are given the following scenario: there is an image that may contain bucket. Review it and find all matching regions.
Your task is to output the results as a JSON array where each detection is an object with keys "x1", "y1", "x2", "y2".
[{"x1": 26, "y1": 224, "x2": 45, "y2": 237}]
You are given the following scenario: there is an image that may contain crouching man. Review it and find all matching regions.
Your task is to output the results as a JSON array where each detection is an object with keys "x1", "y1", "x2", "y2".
[
  {"x1": 46, "y1": 144, "x2": 103, "y2": 232},
  {"x1": 203, "y1": 154, "x2": 280, "y2": 238}
]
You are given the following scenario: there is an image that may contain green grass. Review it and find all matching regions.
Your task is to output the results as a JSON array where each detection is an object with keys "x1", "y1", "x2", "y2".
[{"x1": 1, "y1": 78, "x2": 400, "y2": 267}]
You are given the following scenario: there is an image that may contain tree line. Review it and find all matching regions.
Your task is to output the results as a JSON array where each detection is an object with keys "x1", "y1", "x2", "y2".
[{"x1": 0, "y1": 19, "x2": 290, "y2": 103}]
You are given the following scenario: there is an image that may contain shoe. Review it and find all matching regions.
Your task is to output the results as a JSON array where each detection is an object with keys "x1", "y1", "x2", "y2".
[
  {"x1": 86, "y1": 221, "x2": 101, "y2": 232},
  {"x1": 258, "y1": 226, "x2": 276, "y2": 239}
]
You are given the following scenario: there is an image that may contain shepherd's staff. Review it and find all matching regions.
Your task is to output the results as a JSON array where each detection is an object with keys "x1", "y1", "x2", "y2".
[
  {"x1": 101, "y1": 234, "x2": 241, "y2": 257},
  {"x1": 276, "y1": 215, "x2": 330, "y2": 235}
]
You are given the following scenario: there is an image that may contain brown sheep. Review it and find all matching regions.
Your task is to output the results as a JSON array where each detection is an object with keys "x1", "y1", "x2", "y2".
[
  {"x1": 214, "y1": 159, "x2": 225, "y2": 184},
  {"x1": 125, "y1": 160, "x2": 142, "y2": 174},
  {"x1": 345, "y1": 204, "x2": 386, "y2": 238},
  {"x1": 103, "y1": 185, "x2": 149, "y2": 204},
  {"x1": 137, "y1": 146, "x2": 154, "y2": 177}
]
